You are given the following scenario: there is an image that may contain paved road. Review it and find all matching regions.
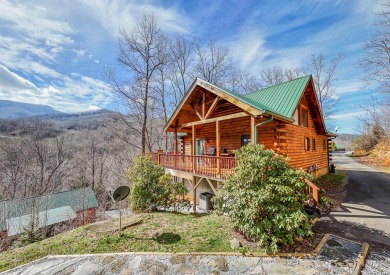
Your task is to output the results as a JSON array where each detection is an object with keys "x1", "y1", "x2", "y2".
[{"x1": 315, "y1": 152, "x2": 390, "y2": 249}]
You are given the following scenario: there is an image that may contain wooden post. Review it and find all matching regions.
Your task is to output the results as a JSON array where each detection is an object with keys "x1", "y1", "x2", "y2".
[
  {"x1": 313, "y1": 187, "x2": 319, "y2": 208},
  {"x1": 202, "y1": 91, "x2": 206, "y2": 118},
  {"x1": 216, "y1": 120, "x2": 221, "y2": 176},
  {"x1": 251, "y1": 116, "x2": 255, "y2": 144},
  {"x1": 192, "y1": 125, "x2": 196, "y2": 172},
  {"x1": 192, "y1": 176, "x2": 197, "y2": 212},
  {"x1": 174, "y1": 129, "x2": 178, "y2": 154}
]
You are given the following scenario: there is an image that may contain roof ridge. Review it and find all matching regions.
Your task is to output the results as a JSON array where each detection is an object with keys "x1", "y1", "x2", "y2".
[{"x1": 245, "y1": 74, "x2": 311, "y2": 96}]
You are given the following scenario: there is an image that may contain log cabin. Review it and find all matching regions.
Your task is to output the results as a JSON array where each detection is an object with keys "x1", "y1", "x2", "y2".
[{"x1": 152, "y1": 75, "x2": 332, "y2": 211}]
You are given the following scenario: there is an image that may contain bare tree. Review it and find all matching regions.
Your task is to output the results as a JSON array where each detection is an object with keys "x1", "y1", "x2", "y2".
[
  {"x1": 228, "y1": 69, "x2": 262, "y2": 94},
  {"x1": 260, "y1": 66, "x2": 303, "y2": 86},
  {"x1": 355, "y1": 91, "x2": 388, "y2": 149},
  {"x1": 168, "y1": 35, "x2": 194, "y2": 106},
  {"x1": 307, "y1": 53, "x2": 344, "y2": 120},
  {"x1": 360, "y1": 1, "x2": 390, "y2": 94},
  {"x1": 23, "y1": 136, "x2": 69, "y2": 196},
  {"x1": 194, "y1": 39, "x2": 233, "y2": 86},
  {"x1": 0, "y1": 139, "x2": 28, "y2": 199},
  {"x1": 105, "y1": 13, "x2": 166, "y2": 153}
]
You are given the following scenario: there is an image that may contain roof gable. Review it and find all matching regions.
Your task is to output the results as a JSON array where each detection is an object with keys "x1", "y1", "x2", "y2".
[
  {"x1": 244, "y1": 75, "x2": 311, "y2": 118},
  {"x1": 164, "y1": 75, "x2": 326, "y2": 133}
]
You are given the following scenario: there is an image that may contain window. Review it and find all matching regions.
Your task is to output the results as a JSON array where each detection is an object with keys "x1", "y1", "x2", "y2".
[
  {"x1": 299, "y1": 106, "x2": 308, "y2": 127},
  {"x1": 304, "y1": 137, "x2": 310, "y2": 151},
  {"x1": 241, "y1": 135, "x2": 251, "y2": 146},
  {"x1": 323, "y1": 139, "x2": 327, "y2": 151},
  {"x1": 312, "y1": 138, "x2": 316, "y2": 151}
]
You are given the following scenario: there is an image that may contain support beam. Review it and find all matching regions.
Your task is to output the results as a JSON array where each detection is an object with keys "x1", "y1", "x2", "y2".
[
  {"x1": 192, "y1": 105, "x2": 203, "y2": 120},
  {"x1": 174, "y1": 129, "x2": 178, "y2": 154},
  {"x1": 216, "y1": 120, "x2": 221, "y2": 175},
  {"x1": 202, "y1": 91, "x2": 206, "y2": 118},
  {"x1": 205, "y1": 178, "x2": 217, "y2": 194},
  {"x1": 205, "y1": 97, "x2": 219, "y2": 119},
  {"x1": 192, "y1": 125, "x2": 196, "y2": 172},
  {"x1": 192, "y1": 125, "x2": 196, "y2": 155},
  {"x1": 195, "y1": 177, "x2": 203, "y2": 189},
  {"x1": 251, "y1": 116, "x2": 255, "y2": 144},
  {"x1": 192, "y1": 175, "x2": 197, "y2": 212},
  {"x1": 180, "y1": 112, "x2": 249, "y2": 128}
]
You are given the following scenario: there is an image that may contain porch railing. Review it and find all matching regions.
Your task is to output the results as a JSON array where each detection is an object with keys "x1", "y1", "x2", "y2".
[
  {"x1": 150, "y1": 153, "x2": 236, "y2": 179},
  {"x1": 150, "y1": 152, "x2": 320, "y2": 207}
]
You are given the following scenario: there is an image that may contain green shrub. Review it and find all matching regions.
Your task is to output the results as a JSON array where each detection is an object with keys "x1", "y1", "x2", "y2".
[
  {"x1": 214, "y1": 144, "x2": 313, "y2": 253},
  {"x1": 128, "y1": 154, "x2": 188, "y2": 212},
  {"x1": 128, "y1": 154, "x2": 170, "y2": 212}
]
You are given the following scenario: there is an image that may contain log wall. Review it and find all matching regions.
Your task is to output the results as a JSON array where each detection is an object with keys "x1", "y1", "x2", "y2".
[{"x1": 179, "y1": 94, "x2": 328, "y2": 178}]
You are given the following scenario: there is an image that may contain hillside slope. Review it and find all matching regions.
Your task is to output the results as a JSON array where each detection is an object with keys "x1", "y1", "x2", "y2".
[{"x1": 0, "y1": 100, "x2": 63, "y2": 119}]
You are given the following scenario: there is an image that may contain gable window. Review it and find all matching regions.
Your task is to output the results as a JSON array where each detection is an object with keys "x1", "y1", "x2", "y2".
[
  {"x1": 299, "y1": 106, "x2": 308, "y2": 127},
  {"x1": 312, "y1": 138, "x2": 316, "y2": 151},
  {"x1": 304, "y1": 137, "x2": 310, "y2": 151},
  {"x1": 241, "y1": 135, "x2": 251, "y2": 146}
]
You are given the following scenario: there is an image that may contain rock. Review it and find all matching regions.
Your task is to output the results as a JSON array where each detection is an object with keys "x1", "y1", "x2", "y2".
[
  {"x1": 208, "y1": 257, "x2": 229, "y2": 272},
  {"x1": 127, "y1": 256, "x2": 142, "y2": 269},
  {"x1": 188, "y1": 256, "x2": 201, "y2": 264},
  {"x1": 139, "y1": 259, "x2": 167, "y2": 275},
  {"x1": 176, "y1": 264, "x2": 195, "y2": 275},
  {"x1": 230, "y1": 238, "x2": 242, "y2": 249},
  {"x1": 210, "y1": 270, "x2": 220, "y2": 275},
  {"x1": 242, "y1": 257, "x2": 260, "y2": 268},
  {"x1": 262, "y1": 262, "x2": 293, "y2": 274},
  {"x1": 248, "y1": 264, "x2": 264, "y2": 274},
  {"x1": 120, "y1": 269, "x2": 134, "y2": 275},
  {"x1": 229, "y1": 261, "x2": 250, "y2": 273},
  {"x1": 110, "y1": 256, "x2": 128, "y2": 273},
  {"x1": 170, "y1": 255, "x2": 186, "y2": 264}
]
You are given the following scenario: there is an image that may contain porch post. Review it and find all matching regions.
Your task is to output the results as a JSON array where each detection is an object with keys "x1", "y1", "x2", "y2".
[
  {"x1": 174, "y1": 128, "x2": 178, "y2": 154},
  {"x1": 192, "y1": 175, "x2": 197, "y2": 212},
  {"x1": 192, "y1": 125, "x2": 196, "y2": 172},
  {"x1": 216, "y1": 120, "x2": 221, "y2": 176},
  {"x1": 251, "y1": 116, "x2": 255, "y2": 144}
]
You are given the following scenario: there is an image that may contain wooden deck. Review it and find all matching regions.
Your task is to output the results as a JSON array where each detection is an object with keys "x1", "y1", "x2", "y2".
[
  {"x1": 151, "y1": 152, "x2": 321, "y2": 208},
  {"x1": 150, "y1": 153, "x2": 236, "y2": 180}
]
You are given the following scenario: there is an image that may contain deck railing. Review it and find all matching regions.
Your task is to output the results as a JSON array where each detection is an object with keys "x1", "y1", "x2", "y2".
[
  {"x1": 150, "y1": 153, "x2": 236, "y2": 179},
  {"x1": 150, "y1": 152, "x2": 319, "y2": 206}
]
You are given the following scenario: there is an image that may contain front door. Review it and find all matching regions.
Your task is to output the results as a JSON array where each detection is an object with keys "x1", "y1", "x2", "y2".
[{"x1": 196, "y1": 139, "x2": 206, "y2": 155}]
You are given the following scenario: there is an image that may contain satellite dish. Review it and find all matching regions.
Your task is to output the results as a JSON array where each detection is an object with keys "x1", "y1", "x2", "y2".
[
  {"x1": 112, "y1": 186, "x2": 130, "y2": 202},
  {"x1": 110, "y1": 186, "x2": 130, "y2": 236}
]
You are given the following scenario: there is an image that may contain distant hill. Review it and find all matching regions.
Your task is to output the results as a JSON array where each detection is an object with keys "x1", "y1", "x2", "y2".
[
  {"x1": 0, "y1": 100, "x2": 63, "y2": 119},
  {"x1": 0, "y1": 108, "x2": 117, "y2": 137},
  {"x1": 334, "y1": 133, "x2": 359, "y2": 150}
]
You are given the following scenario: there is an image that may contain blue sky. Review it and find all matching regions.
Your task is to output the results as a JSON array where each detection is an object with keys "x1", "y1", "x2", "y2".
[{"x1": 0, "y1": 0, "x2": 381, "y2": 133}]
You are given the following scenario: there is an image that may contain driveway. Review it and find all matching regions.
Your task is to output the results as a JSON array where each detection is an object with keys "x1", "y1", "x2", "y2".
[{"x1": 315, "y1": 152, "x2": 390, "y2": 250}]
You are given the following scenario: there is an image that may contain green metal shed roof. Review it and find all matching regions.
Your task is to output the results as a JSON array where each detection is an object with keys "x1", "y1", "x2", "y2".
[
  {"x1": 0, "y1": 187, "x2": 97, "y2": 232},
  {"x1": 244, "y1": 75, "x2": 311, "y2": 118}
]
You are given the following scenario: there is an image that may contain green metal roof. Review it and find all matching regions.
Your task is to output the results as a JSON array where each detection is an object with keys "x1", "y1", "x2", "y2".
[
  {"x1": 244, "y1": 75, "x2": 311, "y2": 118},
  {"x1": 0, "y1": 187, "x2": 98, "y2": 232},
  {"x1": 6, "y1": 206, "x2": 77, "y2": 236}
]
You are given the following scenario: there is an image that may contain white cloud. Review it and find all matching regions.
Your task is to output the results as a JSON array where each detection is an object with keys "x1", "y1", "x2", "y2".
[
  {"x1": 73, "y1": 49, "x2": 87, "y2": 57},
  {"x1": 329, "y1": 111, "x2": 365, "y2": 120},
  {"x1": 0, "y1": 65, "x2": 112, "y2": 113},
  {"x1": 77, "y1": 0, "x2": 190, "y2": 36},
  {"x1": 0, "y1": 65, "x2": 37, "y2": 90}
]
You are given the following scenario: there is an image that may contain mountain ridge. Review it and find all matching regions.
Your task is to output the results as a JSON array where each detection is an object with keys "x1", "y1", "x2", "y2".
[{"x1": 0, "y1": 100, "x2": 64, "y2": 119}]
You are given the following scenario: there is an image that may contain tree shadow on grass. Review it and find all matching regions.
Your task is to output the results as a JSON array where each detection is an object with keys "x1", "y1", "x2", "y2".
[{"x1": 153, "y1": 232, "x2": 181, "y2": 244}]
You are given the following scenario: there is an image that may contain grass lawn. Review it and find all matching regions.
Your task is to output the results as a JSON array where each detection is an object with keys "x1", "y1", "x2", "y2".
[{"x1": 0, "y1": 212, "x2": 235, "y2": 272}]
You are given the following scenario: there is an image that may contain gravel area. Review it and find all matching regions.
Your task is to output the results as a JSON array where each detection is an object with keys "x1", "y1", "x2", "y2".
[{"x1": 362, "y1": 248, "x2": 390, "y2": 275}]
